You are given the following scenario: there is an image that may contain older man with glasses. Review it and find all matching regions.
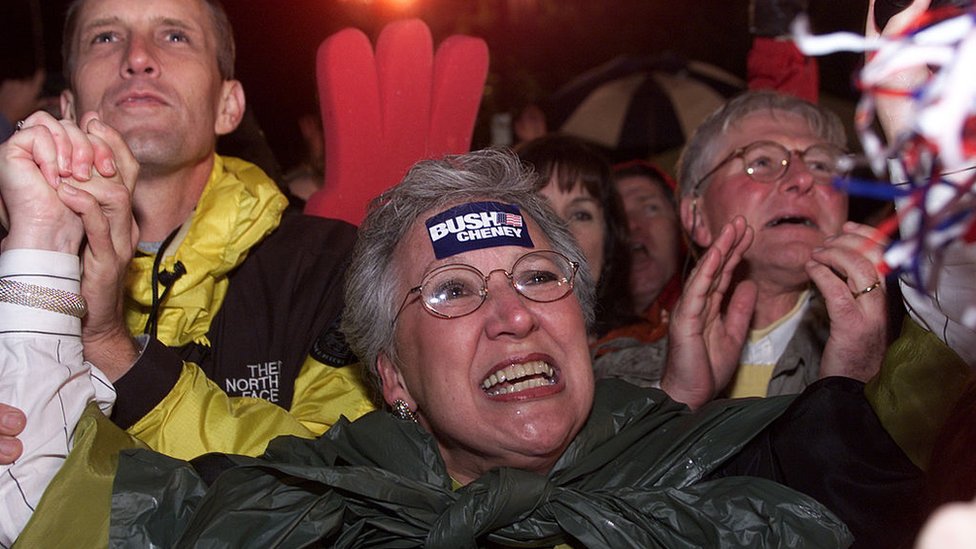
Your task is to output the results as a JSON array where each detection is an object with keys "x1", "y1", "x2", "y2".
[{"x1": 675, "y1": 90, "x2": 889, "y2": 399}]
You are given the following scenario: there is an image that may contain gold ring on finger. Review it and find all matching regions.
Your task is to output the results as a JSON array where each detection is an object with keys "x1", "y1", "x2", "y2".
[{"x1": 852, "y1": 280, "x2": 882, "y2": 299}]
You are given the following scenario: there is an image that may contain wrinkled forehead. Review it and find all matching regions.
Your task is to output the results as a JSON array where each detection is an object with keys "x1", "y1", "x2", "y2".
[{"x1": 71, "y1": 0, "x2": 215, "y2": 42}]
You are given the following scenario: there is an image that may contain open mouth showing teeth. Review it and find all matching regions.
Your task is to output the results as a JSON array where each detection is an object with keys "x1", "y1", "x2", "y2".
[
  {"x1": 767, "y1": 216, "x2": 816, "y2": 228},
  {"x1": 482, "y1": 360, "x2": 556, "y2": 396}
]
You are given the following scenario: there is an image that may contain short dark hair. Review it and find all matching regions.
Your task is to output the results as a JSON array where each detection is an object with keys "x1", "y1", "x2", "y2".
[{"x1": 61, "y1": 0, "x2": 236, "y2": 85}]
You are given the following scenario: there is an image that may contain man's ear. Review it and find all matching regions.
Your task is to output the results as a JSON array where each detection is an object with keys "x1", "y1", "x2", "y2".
[
  {"x1": 679, "y1": 195, "x2": 713, "y2": 248},
  {"x1": 60, "y1": 89, "x2": 77, "y2": 122},
  {"x1": 377, "y1": 352, "x2": 414, "y2": 408},
  {"x1": 214, "y1": 79, "x2": 245, "y2": 136}
]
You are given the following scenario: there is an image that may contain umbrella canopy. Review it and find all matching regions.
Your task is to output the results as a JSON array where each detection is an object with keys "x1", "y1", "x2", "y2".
[{"x1": 548, "y1": 54, "x2": 745, "y2": 161}]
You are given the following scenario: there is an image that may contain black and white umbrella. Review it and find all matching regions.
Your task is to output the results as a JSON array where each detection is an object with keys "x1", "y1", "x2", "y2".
[{"x1": 547, "y1": 54, "x2": 745, "y2": 160}]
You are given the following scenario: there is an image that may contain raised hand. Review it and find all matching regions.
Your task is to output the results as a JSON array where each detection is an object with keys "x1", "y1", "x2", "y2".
[
  {"x1": 58, "y1": 112, "x2": 141, "y2": 381},
  {"x1": 807, "y1": 221, "x2": 890, "y2": 382},
  {"x1": 1, "y1": 110, "x2": 140, "y2": 380},
  {"x1": 0, "y1": 111, "x2": 123, "y2": 469},
  {"x1": 662, "y1": 216, "x2": 756, "y2": 408},
  {"x1": 0, "y1": 110, "x2": 117, "y2": 253}
]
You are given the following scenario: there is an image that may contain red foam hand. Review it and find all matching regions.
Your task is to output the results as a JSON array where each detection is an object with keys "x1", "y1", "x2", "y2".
[{"x1": 305, "y1": 19, "x2": 489, "y2": 225}]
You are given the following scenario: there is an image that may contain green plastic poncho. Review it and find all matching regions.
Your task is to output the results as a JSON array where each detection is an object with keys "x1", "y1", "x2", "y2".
[{"x1": 109, "y1": 380, "x2": 852, "y2": 548}]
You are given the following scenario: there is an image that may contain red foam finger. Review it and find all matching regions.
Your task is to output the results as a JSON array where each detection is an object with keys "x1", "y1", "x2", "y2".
[
  {"x1": 305, "y1": 28, "x2": 383, "y2": 224},
  {"x1": 375, "y1": 19, "x2": 433, "y2": 189},
  {"x1": 429, "y1": 35, "x2": 489, "y2": 156}
]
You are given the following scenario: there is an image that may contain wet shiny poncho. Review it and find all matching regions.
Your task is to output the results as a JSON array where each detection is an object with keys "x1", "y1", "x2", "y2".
[{"x1": 109, "y1": 380, "x2": 853, "y2": 548}]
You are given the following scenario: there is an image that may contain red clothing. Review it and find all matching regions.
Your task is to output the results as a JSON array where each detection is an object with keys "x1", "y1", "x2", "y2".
[
  {"x1": 592, "y1": 273, "x2": 682, "y2": 356},
  {"x1": 747, "y1": 37, "x2": 819, "y2": 103}
]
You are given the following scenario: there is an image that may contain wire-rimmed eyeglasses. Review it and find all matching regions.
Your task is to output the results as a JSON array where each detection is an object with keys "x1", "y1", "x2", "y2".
[
  {"x1": 692, "y1": 140, "x2": 852, "y2": 196},
  {"x1": 392, "y1": 250, "x2": 579, "y2": 326}
]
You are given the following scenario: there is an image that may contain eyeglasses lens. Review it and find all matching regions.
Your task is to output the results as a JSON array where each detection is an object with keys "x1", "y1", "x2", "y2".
[{"x1": 511, "y1": 251, "x2": 575, "y2": 302}]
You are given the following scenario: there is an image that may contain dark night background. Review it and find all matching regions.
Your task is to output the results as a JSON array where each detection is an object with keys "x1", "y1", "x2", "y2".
[{"x1": 2, "y1": 0, "x2": 868, "y2": 173}]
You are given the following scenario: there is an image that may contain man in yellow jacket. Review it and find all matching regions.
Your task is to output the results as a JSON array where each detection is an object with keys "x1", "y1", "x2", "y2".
[{"x1": 0, "y1": 0, "x2": 375, "y2": 462}]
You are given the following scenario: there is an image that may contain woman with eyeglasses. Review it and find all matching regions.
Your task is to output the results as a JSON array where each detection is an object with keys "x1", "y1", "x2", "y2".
[{"x1": 675, "y1": 90, "x2": 889, "y2": 399}]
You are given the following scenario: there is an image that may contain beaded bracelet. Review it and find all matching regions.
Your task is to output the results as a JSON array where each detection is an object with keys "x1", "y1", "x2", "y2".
[{"x1": 0, "y1": 279, "x2": 88, "y2": 318}]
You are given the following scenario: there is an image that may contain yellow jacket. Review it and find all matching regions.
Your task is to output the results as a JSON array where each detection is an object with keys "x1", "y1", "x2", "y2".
[{"x1": 115, "y1": 155, "x2": 375, "y2": 460}]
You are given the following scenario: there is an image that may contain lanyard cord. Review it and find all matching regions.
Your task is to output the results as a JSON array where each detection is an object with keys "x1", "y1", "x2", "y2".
[{"x1": 143, "y1": 225, "x2": 187, "y2": 339}]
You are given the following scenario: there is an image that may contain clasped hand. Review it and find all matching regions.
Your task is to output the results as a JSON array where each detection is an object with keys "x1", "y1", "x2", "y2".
[{"x1": 0, "y1": 110, "x2": 138, "y2": 255}]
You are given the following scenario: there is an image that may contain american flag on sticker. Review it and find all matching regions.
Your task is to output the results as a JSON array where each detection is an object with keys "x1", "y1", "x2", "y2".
[{"x1": 496, "y1": 212, "x2": 523, "y2": 227}]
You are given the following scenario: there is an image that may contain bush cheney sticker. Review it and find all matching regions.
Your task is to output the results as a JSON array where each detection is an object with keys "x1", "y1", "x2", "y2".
[{"x1": 426, "y1": 201, "x2": 533, "y2": 259}]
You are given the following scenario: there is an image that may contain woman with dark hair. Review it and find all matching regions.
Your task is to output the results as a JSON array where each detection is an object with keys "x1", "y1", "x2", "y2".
[{"x1": 515, "y1": 134, "x2": 638, "y2": 339}]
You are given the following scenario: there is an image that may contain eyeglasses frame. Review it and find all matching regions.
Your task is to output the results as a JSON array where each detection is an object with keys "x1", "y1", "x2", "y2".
[
  {"x1": 691, "y1": 140, "x2": 851, "y2": 197},
  {"x1": 391, "y1": 249, "x2": 580, "y2": 326}
]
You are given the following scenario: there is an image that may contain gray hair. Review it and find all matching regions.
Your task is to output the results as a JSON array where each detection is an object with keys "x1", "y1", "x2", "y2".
[
  {"x1": 676, "y1": 90, "x2": 847, "y2": 198},
  {"x1": 342, "y1": 148, "x2": 596, "y2": 391}
]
